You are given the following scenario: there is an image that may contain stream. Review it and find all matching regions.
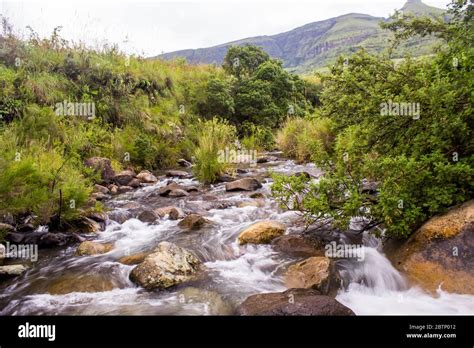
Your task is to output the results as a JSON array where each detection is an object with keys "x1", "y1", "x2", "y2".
[{"x1": 1, "y1": 156, "x2": 473, "y2": 315}]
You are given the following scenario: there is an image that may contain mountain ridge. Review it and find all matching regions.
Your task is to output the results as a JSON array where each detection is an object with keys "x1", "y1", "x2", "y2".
[{"x1": 155, "y1": 0, "x2": 445, "y2": 73}]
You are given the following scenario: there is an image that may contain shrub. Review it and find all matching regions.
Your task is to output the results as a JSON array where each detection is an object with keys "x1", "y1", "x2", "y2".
[
  {"x1": 193, "y1": 118, "x2": 237, "y2": 184},
  {"x1": 277, "y1": 117, "x2": 334, "y2": 162}
]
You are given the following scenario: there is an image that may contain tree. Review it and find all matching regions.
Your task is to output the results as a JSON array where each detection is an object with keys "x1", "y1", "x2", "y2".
[
  {"x1": 272, "y1": 0, "x2": 473, "y2": 238},
  {"x1": 222, "y1": 45, "x2": 270, "y2": 79}
]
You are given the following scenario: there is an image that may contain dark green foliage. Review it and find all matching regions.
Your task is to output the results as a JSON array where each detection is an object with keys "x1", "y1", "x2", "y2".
[{"x1": 272, "y1": 0, "x2": 473, "y2": 238}]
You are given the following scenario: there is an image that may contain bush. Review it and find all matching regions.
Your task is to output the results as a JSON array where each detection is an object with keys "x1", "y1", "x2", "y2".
[
  {"x1": 193, "y1": 118, "x2": 237, "y2": 184},
  {"x1": 277, "y1": 117, "x2": 334, "y2": 162}
]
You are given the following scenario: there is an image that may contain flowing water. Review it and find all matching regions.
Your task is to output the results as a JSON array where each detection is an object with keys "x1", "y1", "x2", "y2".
[{"x1": 1, "y1": 157, "x2": 473, "y2": 315}]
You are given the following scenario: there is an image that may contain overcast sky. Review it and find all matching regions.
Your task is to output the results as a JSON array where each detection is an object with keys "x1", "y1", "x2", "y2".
[{"x1": 0, "y1": 0, "x2": 450, "y2": 57}]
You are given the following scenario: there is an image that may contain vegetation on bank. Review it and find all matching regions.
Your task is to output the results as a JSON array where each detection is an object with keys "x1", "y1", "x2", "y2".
[
  {"x1": 272, "y1": 0, "x2": 473, "y2": 238},
  {"x1": 0, "y1": 20, "x2": 318, "y2": 232}
]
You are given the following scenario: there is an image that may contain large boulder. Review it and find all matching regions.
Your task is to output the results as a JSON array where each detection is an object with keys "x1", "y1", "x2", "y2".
[
  {"x1": 129, "y1": 242, "x2": 201, "y2": 290},
  {"x1": 114, "y1": 170, "x2": 136, "y2": 186},
  {"x1": 284, "y1": 256, "x2": 339, "y2": 295},
  {"x1": 272, "y1": 234, "x2": 324, "y2": 258},
  {"x1": 236, "y1": 288, "x2": 355, "y2": 316},
  {"x1": 0, "y1": 264, "x2": 28, "y2": 279},
  {"x1": 225, "y1": 178, "x2": 262, "y2": 192},
  {"x1": 84, "y1": 157, "x2": 116, "y2": 182},
  {"x1": 237, "y1": 221, "x2": 285, "y2": 245},
  {"x1": 178, "y1": 214, "x2": 210, "y2": 230},
  {"x1": 392, "y1": 200, "x2": 474, "y2": 294},
  {"x1": 136, "y1": 170, "x2": 158, "y2": 183},
  {"x1": 76, "y1": 241, "x2": 113, "y2": 256}
]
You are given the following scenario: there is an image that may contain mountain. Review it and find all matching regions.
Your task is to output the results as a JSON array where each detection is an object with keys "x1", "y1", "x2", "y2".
[{"x1": 155, "y1": 0, "x2": 446, "y2": 73}]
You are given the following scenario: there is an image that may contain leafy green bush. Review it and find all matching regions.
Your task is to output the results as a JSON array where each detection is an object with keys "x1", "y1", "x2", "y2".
[{"x1": 272, "y1": 1, "x2": 473, "y2": 238}]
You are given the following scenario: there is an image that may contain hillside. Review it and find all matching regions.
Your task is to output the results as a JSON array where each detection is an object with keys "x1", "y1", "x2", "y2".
[{"x1": 157, "y1": 0, "x2": 446, "y2": 73}]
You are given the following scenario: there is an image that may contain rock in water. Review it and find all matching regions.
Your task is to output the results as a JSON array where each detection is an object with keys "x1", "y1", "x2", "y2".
[
  {"x1": 166, "y1": 170, "x2": 191, "y2": 178},
  {"x1": 137, "y1": 210, "x2": 160, "y2": 224},
  {"x1": 136, "y1": 170, "x2": 158, "y2": 183},
  {"x1": 178, "y1": 214, "x2": 210, "y2": 230},
  {"x1": 236, "y1": 288, "x2": 355, "y2": 316},
  {"x1": 225, "y1": 178, "x2": 262, "y2": 191},
  {"x1": 284, "y1": 256, "x2": 339, "y2": 295},
  {"x1": 238, "y1": 221, "x2": 285, "y2": 245},
  {"x1": 130, "y1": 242, "x2": 201, "y2": 290},
  {"x1": 272, "y1": 234, "x2": 324, "y2": 257},
  {"x1": 392, "y1": 199, "x2": 474, "y2": 294},
  {"x1": 84, "y1": 157, "x2": 115, "y2": 182},
  {"x1": 0, "y1": 264, "x2": 29, "y2": 279},
  {"x1": 76, "y1": 241, "x2": 114, "y2": 256},
  {"x1": 114, "y1": 170, "x2": 136, "y2": 186}
]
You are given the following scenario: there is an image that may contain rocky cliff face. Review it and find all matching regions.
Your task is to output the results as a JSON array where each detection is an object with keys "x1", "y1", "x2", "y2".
[{"x1": 156, "y1": 1, "x2": 445, "y2": 73}]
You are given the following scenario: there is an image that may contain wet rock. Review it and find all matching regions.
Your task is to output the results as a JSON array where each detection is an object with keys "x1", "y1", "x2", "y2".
[
  {"x1": 114, "y1": 170, "x2": 136, "y2": 186},
  {"x1": 117, "y1": 186, "x2": 133, "y2": 194},
  {"x1": 91, "y1": 192, "x2": 107, "y2": 201},
  {"x1": 217, "y1": 174, "x2": 235, "y2": 182},
  {"x1": 47, "y1": 275, "x2": 119, "y2": 294},
  {"x1": 136, "y1": 170, "x2": 158, "y2": 183},
  {"x1": 225, "y1": 178, "x2": 262, "y2": 192},
  {"x1": 84, "y1": 157, "x2": 116, "y2": 183},
  {"x1": 108, "y1": 184, "x2": 119, "y2": 195},
  {"x1": 0, "y1": 264, "x2": 28, "y2": 279},
  {"x1": 169, "y1": 189, "x2": 189, "y2": 198},
  {"x1": 63, "y1": 216, "x2": 102, "y2": 234},
  {"x1": 76, "y1": 241, "x2": 113, "y2": 256},
  {"x1": 392, "y1": 200, "x2": 474, "y2": 294},
  {"x1": 94, "y1": 184, "x2": 110, "y2": 194},
  {"x1": 1, "y1": 213, "x2": 15, "y2": 226},
  {"x1": 5, "y1": 232, "x2": 24, "y2": 244},
  {"x1": 118, "y1": 252, "x2": 151, "y2": 265},
  {"x1": 166, "y1": 170, "x2": 191, "y2": 179},
  {"x1": 178, "y1": 287, "x2": 233, "y2": 315},
  {"x1": 137, "y1": 210, "x2": 160, "y2": 224},
  {"x1": 127, "y1": 178, "x2": 141, "y2": 188},
  {"x1": 129, "y1": 241, "x2": 201, "y2": 290},
  {"x1": 0, "y1": 223, "x2": 15, "y2": 233},
  {"x1": 257, "y1": 156, "x2": 268, "y2": 163},
  {"x1": 272, "y1": 234, "x2": 324, "y2": 258},
  {"x1": 107, "y1": 210, "x2": 133, "y2": 224},
  {"x1": 236, "y1": 168, "x2": 249, "y2": 174},
  {"x1": 250, "y1": 192, "x2": 265, "y2": 199},
  {"x1": 16, "y1": 231, "x2": 81, "y2": 248},
  {"x1": 284, "y1": 256, "x2": 339, "y2": 295},
  {"x1": 236, "y1": 288, "x2": 355, "y2": 316},
  {"x1": 178, "y1": 214, "x2": 210, "y2": 230},
  {"x1": 177, "y1": 159, "x2": 192, "y2": 168},
  {"x1": 237, "y1": 221, "x2": 285, "y2": 245},
  {"x1": 85, "y1": 211, "x2": 108, "y2": 224},
  {"x1": 154, "y1": 207, "x2": 184, "y2": 220},
  {"x1": 156, "y1": 182, "x2": 182, "y2": 196},
  {"x1": 237, "y1": 200, "x2": 265, "y2": 208}
]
